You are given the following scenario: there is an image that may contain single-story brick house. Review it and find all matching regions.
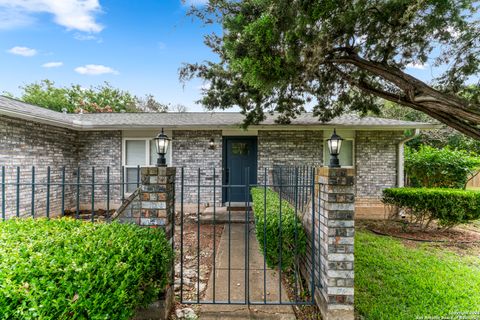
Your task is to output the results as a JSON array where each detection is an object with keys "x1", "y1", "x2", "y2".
[{"x1": 0, "y1": 96, "x2": 437, "y2": 218}]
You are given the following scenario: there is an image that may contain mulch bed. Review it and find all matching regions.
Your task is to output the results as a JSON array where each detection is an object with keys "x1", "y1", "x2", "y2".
[
  {"x1": 282, "y1": 274, "x2": 321, "y2": 319},
  {"x1": 359, "y1": 220, "x2": 480, "y2": 243},
  {"x1": 63, "y1": 209, "x2": 114, "y2": 221}
]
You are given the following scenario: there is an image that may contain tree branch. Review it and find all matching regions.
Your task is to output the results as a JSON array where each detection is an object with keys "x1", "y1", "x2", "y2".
[{"x1": 332, "y1": 65, "x2": 480, "y2": 139}]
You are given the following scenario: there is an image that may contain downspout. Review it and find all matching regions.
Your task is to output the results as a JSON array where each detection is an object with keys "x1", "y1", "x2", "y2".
[{"x1": 398, "y1": 129, "x2": 420, "y2": 187}]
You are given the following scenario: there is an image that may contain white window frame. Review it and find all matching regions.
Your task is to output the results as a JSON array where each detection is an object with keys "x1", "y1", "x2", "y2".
[
  {"x1": 322, "y1": 137, "x2": 355, "y2": 169},
  {"x1": 122, "y1": 137, "x2": 173, "y2": 167},
  {"x1": 122, "y1": 137, "x2": 173, "y2": 193}
]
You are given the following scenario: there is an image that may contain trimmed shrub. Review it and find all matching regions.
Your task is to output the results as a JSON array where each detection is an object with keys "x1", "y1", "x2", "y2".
[
  {"x1": 382, "y1": 187, "x2": 480, "y2": 228},
  {"x1": 0, "y1": 218, "x2": 174, "y2": 320},
  {"x1": 251, "y1": 187, "x2": 306, "y2": 272},
  {"x1": 405, "y1": 145, "x2": 480, "y2": 189}
]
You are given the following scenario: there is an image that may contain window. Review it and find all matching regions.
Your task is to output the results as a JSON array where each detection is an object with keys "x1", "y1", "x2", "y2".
[
  {"x1": 123, "y1": 138, "x2": 172, "y2": 192},
  {"x1": 323, "y1": 139, "x2": 354, "y2": 167},
  {"x1": 232, "y1": 142, "x2": 249, "y2": 155}
]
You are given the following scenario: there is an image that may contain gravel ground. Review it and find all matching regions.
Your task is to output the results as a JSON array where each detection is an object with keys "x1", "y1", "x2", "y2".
[{"x1": 170, "y1": 211, "x2": 224, "y2": 319}]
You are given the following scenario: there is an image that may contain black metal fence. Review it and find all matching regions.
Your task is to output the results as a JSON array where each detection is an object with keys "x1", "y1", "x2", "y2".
[
  {"x1": 177, "y1": 166, "x2": 318, "y2": 306},
  {"x1": 0, "y1": 165, "x2": 141, "y2": 221},
  {"x1": 271, "y1": 166, "x2": 315, "y2": 213},
  {"x1": 272, "y1": 166, "x2": 322, "y2": 291},
  {"x1": 1, "y1": 164, "x2": 320, "y2": 306}
]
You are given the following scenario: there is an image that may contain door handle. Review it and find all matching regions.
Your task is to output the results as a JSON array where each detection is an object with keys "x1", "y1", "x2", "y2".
[{"x1": 225, "y1": 168, "x2": 230, "y2": 184}]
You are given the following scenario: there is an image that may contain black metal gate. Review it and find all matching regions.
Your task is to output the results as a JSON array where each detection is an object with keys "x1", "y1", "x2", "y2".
[{"x1": 176, "y1": 166, "x2": 318, "y2": 306}]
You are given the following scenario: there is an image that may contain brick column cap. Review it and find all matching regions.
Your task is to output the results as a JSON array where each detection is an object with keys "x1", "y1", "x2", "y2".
[{"x1": 317, "y1": 167, "x2": 355, "y2": 177}]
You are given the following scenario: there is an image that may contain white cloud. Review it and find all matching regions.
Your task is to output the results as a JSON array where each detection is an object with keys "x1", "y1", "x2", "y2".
[
  {"x1": 74, "y1": 64, "x2": 118, "y2": 75},
  {"x1": 74, "y1": 33, "x2": 102, "y2": 42},
  {"x1": 0, "y1": 0, "x2": 103, "y2": 33},
  {"x1": 42, "y1": 61, "x2": 63, "y2": 68},
  {"x1": 406, "y1": 62, "x2": 428, "y2": 70},
  {"x1": 0, "y1": 7, "x2": 35, "y2": 29},
  {"x1": 7, "y1": 46, "x2": 37, "y2": 56},
  {"x1": 182, "y1": 0, "x2": 209, "y2": 6}
]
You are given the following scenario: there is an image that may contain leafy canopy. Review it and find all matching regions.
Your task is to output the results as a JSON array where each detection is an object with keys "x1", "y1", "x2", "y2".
[
  {"x1": 181, "y1": 0, "x2": 480, "y2": 138},
  {"x1": 374, "y1": 98, "x2": 480, "y2": 153},
  {"x1": 5, "y1": 80, "x2": 187, "y2": 113}
]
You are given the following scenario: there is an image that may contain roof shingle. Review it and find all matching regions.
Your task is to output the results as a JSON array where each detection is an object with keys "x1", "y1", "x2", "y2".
[{"x1": 0, "y1": 95, "x2": 438, "y2": 130}]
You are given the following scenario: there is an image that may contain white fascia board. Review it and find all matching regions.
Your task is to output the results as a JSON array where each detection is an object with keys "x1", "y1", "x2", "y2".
[
  {"x1": 79, "y1": 123, "x2": 440, "y2": 131},
  {"x1": 0, "y1": 109, "x2": 79, "y2": 130}
]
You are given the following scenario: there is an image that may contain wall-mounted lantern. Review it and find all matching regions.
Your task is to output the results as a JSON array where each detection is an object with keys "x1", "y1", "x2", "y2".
[
  {"x1": 154, "y1": 128, "x2": 170, "y2": 167},
  {"x1": 208, "y1": 138, "x2": 216, "y2": 150},
  {"x1": 327, "y1": 129, "x2": 343, "y2": 168}
]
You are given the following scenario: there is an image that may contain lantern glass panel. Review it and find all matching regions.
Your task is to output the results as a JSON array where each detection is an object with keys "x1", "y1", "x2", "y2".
[
  {"x1": 324, "y1": 140, "x2": 353, "y2": 167},
  {"x1": 328, "y1": 139, "x2": 342, "y2": 155},
  {"x1": 155, "y1": 136, "x2": 169, "y2": 154}
]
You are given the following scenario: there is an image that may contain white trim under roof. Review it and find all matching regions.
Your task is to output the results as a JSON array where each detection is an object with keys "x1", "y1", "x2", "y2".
[{"x1": 78, "y1": 124, "x2": 437, "y2": 131}]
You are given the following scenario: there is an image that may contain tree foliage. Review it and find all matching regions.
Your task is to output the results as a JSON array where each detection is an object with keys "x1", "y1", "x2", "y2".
[
  {"x1": 377, "y1": 87, "x2": 480, "y2": 153},
  {"x1": 181, "y1": 0, "x2": 480, "y2": 138},
  {"x1": 405, "y1": 145, "x2": 480, "y2": 188},
  {"x1": 7, "y1": 80, "x2": 182, "y2": 113},
  {"x1": 18, "y1": 80, "x2": 139, "y2": 113},
  {"x1": 136, "y1": 94, "x2": 169, "y2": 113}
]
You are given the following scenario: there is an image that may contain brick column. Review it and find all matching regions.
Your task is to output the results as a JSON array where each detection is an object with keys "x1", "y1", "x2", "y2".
[
  {"x1": 135, "y1": 166, "x2": 176, "y2": 320},
  {"x1": 316, "y1": 167, "x2": 355, "y2": 320},
  {"x1": 139, "y1": 167, "x2": 176, "y2": 238}
]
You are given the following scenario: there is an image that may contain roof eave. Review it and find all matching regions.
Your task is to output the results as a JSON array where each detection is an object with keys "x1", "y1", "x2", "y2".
[
  {"x1": 77, "y1": 123, "x2": 441, "y2": 131},
  {"x1": 0, "y1": 107, "x2": 441, "y2": 131},
  {"x1": 0, "y1": 109, "x2": 79, "y2": 130}
]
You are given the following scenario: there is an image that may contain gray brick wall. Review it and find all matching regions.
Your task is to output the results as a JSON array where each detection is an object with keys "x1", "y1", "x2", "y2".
[
  {"x1": 76, "y1": 131, "x2": 122, "y2": 208},
  {"x1": 0, "y1": 116, "x2": 77, "y2": 217},
  {"x1": 1, "y1": 114, "x2": 405, "y2": 215},
  {"x1": 257, "y1": 130, "x2": 323, "y2": 183},
  {"x1": 355, "y1": 131, "x2": 404, "y2": 201},
  {"x1": 171, "y1": 130, "x2": 223, "y2": 205},
  {"x1": 0, "y1": 115, "x2": 121, "y2": 218}
]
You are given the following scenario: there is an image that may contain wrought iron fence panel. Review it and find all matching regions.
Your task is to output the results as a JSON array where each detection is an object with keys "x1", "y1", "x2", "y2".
[
  {"x1": 0, "y1": 164, "x2": 321, "y2": 306},
  {"x1": 177, "y1": 166, "x2": 318, "y2": 306}
]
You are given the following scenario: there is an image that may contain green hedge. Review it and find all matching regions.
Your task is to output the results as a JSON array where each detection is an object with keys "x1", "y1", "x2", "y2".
[
  {"x1": 251, "y1": 187, "x2": 306, "y2": 272},
  {"x1": 405, "y1": 145, "x2": 480, "y2": 189},
  {"x1": 382, "y1": 188, "x2": 480, "y2": 228},
  {"x1": 0, "y1": 218, "x2": 174, "y2": 320}
]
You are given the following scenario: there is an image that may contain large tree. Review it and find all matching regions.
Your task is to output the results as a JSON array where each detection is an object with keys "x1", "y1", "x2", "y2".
[
  {"x1": 180, "y1": 0, "x2": 480, "y2": 138},
  {"x1": 5, "y1": 80, "x2": 173, "y2": 113}
]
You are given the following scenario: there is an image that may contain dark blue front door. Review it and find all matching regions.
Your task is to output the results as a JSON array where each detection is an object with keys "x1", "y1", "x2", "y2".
[{"x1": 223, "y1": 137, "x2": 257, "y2": 203}]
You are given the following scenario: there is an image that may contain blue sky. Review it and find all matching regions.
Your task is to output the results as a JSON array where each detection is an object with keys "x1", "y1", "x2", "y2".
[
  {"x1": 0, "y1": 0, "x2": 218, "y2": 111},
  {"x1": 0, "y1": 1, "x2": 461, "y2": 112}
]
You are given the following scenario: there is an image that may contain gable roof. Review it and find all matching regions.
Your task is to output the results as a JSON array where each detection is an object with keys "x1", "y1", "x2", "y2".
[{"x1": 0, "y1": 95, "x2": 439, "y2": 131}]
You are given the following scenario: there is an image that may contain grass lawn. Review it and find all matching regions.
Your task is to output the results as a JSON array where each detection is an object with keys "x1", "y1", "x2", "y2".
[
  {"x1": 466, "y1": 186, "x2": 480, "y2": 191},
  {"x1": 470, "y1": 220, "x2": 480, "y2": 231},
  {"x1": 355, "y1": 230, "x2": 480, "y2": 320}
]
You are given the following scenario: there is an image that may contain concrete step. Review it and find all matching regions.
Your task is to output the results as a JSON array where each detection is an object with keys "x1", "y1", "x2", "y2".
[{"x1": 200, "y1": 207, "x2": 254, "y2": 224}]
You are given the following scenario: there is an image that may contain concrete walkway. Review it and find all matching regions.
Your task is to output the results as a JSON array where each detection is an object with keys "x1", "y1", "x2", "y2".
[
  {"x1": 200, "y1": 224, "x2": 296, "y2": 319},
  {"x1": 200, "y1": 207, "x2": 254, "y2": 224}
]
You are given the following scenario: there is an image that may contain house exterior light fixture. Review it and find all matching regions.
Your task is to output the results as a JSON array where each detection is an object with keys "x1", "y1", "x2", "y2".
[
  {"x1": 209, "y1": 138, "x2": 216, "y2": 150},
  {"x1": 154, "y1": 128, "x2": 170, "y2": 167},
  {"x1": 327, "y1": 129, "x2": 343, "y2": 168}
]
